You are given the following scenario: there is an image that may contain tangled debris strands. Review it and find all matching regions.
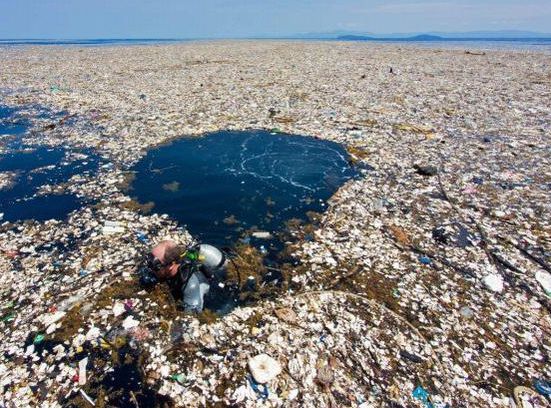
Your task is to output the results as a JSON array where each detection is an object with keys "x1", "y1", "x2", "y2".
[
  {"x1": 294, "y1": 289, "x2": 442, "y2": 368},
  {"x1": 434, "y1": 152, "x2": 551, "y2": 313}
]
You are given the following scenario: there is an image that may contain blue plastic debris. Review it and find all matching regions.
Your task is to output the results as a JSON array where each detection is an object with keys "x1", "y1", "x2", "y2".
[
  {"x1": 419, "y1": 255, "x2": 432, "y2": 265},
  {"x1": 136, "y1": 231, "x2": 148, "y2": 243},
  {"x1": 534, "y1": 379, "x2": 551, "y2": 397},
  {"x1": 248, "y1": 375, "x2": 269, "y2": 400},
  {"x1": 412, "y1": 386, "x2": 434, "y2": 408}
]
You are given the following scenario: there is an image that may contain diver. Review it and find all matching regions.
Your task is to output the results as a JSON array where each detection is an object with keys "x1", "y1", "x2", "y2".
[{"x1": 139, "y1": 240, "x2": 228, "y2": 312}]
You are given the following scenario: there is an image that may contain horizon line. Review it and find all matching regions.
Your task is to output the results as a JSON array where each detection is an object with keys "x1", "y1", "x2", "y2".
[{"x1": 2, "y1": 28, "x2": 551, "y2": 42}]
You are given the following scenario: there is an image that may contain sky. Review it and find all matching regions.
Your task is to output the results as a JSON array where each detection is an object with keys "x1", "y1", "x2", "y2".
[{"x1": 0, "y1": 0, "x2": 550, "y2": 39}]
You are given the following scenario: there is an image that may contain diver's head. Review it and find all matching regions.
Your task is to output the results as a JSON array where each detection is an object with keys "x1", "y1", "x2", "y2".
[{"x1": 149, "y1": 240, "x2": 185, "y2": 279}]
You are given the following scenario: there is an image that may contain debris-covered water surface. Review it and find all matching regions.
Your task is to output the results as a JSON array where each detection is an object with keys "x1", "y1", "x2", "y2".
[
  {"x1": 0, "y1": 42, "x2": 550, "y2": 407},
  {"x1": 0, "y1": 106, "x2": 104, "y2": 222}
]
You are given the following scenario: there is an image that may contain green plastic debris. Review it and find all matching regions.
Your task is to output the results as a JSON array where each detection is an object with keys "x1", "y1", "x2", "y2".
[
  {"x1": 270, "y1": 128, "x2": 283, "y2": 134},
  {"x1": 33, "y1": 334, "x2": 45, "y2": 344},
  {"x1": 50, "y1": 85, "x2": 61, "y2": 93},
  {"x1": 1, "y1": 312, "x2": 15, "y2": 322},
  {"x1": 170, "y1": 373, "x2": 186, "y2": 384}
]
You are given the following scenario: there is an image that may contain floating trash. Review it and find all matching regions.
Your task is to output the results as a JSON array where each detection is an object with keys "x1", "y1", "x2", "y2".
[
  {"x1": 248, "y1": 353, "x2": 282, "y2": 384},
  {"x1": 483, "y1": 273, "x2": 504, "y2": 293},
  {"x1": 1, "y1": 43, "x2": 550, "y2": 408}
]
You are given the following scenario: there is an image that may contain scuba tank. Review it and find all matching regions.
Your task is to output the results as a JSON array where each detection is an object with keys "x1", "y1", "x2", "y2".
[{"x1": 197, "y1": 244, "x2": 226, "y2": 276}]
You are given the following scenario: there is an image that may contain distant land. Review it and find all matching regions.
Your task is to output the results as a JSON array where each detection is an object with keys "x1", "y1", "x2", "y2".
[
  {"x1": 290, "y1": 30, "x2": 551, "y2": 41},
  {"x1": 338, "y1": 34, "x2": 445, "y2": 41}
]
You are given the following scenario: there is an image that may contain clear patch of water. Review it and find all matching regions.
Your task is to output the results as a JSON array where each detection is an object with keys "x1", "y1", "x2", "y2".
[{"x1": 132, "y1": 130, "x2": 359, "y2": 251}]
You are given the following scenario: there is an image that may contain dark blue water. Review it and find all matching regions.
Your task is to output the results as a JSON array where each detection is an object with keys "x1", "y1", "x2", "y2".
[
  {"x1": 1, "y1": 38, "x2": 549, "y2": 51},
  {"x1": 0, "y1": 39, "x2": 185, "y2": 47},
  {"x1": 0, "y1": 105, "x2": 29, "y2": 135},
  {"x1": 0, "y1": 105, "x2": 101, "y2": 222},
  {"x1": 358, "y1": 39, "x2": 551, "y2": 51},
  {"x1": 132, "y1": 131, "x2": 358, "y2": 250}
]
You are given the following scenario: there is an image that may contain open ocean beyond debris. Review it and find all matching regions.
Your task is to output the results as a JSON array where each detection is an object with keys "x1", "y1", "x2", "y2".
[{"x1": 0, "y1": 38, "x2": 550, "y2": 51}]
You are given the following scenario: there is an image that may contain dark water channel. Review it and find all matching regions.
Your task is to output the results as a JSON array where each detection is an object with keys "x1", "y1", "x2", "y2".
[
  {"x1": 132, "y1": 130, "x2": 358, "y2": 252},
  {"x1": 0, "y1": 105, "x2": 102, "y2": 222}
]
